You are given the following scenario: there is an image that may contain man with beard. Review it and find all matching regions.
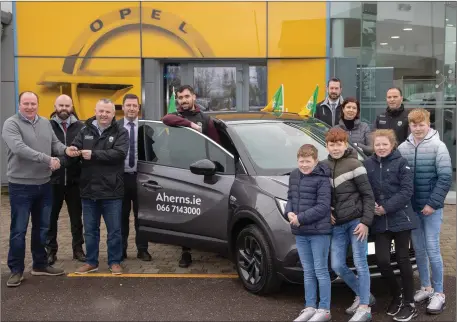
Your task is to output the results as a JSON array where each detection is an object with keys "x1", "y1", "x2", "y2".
[
  {"x1": 162, "y1": 85, "x2": 221, "y2": 268},
  {"x1": 118, "y1": 94, "x2": 152, "y2": 262},
  {"x1": 47, "y1": 95, "x2": 86, "y2": 265},
  {"x1": 314, "y1": 78, "x2": 344, "y2": 127},
  {"x1": 373, "y1": 87, "x2": 410, "y2": 143}
]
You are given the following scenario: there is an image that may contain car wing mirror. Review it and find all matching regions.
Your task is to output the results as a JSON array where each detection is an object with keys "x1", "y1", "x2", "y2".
[{"x1": 190, "y1": 159, "x2": 217, "y2": 177}]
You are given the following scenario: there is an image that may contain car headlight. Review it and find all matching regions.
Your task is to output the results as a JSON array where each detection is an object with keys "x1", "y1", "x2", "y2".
[{"x1": 275, "y1": 198, "x2": 287, "y2": 215}]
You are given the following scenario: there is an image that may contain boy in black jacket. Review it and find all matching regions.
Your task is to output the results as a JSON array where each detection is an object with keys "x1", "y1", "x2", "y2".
[
  {"x1": 322, "y1": 128, "x2": 376, "y2": 322},
  {"x1": 285, "y1": 144, "x2": 332, "y2": 322}
]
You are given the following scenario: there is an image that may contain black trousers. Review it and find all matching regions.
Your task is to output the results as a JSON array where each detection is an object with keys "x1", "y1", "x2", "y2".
[
  {"x1": 47, "y1": 183, "x2": 84, "y2": 253},
  {"x1": 375, "y1": 230, "x2": 414, "y2": 304},
  {"x1": 122, "y1": 173, "x2": 148, "y2": 252}
]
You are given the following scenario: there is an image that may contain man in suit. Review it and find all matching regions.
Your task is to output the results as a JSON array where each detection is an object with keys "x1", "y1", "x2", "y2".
[
  {"x1": 47, "y1": 94, "x2": 86, "y2": 265},
  {"x1": 118, "y1": 94, "x2": 151, "y2": 261}
]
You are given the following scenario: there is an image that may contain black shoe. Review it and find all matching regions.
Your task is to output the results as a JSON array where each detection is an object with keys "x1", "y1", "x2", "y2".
[
  {"x1": 387, "y1": 295, "x2": 403, "y2": 316},
  {"x1": 73, "y1": 248, "x2": 86, "y2": 262},
  {"x1": 137, "y1": 250, "x2": 152, "y2": 261},
  {"x1": 179, "y1": 251, "x2": 192, "y2": 268},
  {"x1": 393, "y1": 303, "x2": 418, "y2": 321},
  {"x1": 47, "y1": 252, "x2": 57, "y2": 266}
]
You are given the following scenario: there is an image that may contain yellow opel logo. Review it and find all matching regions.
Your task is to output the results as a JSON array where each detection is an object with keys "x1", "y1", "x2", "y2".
[{"x1": 37, "y1": 5, "x2": 214, "y2": 119}]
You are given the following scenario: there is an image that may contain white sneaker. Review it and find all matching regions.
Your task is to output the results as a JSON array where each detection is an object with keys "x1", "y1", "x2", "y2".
[
  {"x1": 426, "y1": 293, "x2": 446, "y2": 315},
  {"x1": 349, "y1": 307, "x2": 372, "y2": 322},
  {"x1": 346, "y1": 294, "x2": 376, "y2": 315},
  {"x1": 414, "y1": 287, "x2": 434, "y2": 303},
  {"x1": 346, "y1": 296, "x2": 360, "y2": 315},
  {"x1": 309, "y1": 309, "x2": 331, "y2": 322},
  {"x1": 294, "y1": 307, "x2": 316, "y2": 322}
]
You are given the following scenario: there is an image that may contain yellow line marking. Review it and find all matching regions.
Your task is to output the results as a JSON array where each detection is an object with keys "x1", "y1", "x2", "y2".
[{"x1": 67, "y1": 273, "x2": 239, "y2": 278}]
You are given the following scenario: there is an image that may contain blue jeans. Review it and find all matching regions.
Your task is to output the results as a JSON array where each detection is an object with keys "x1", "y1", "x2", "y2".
[
  {"x1": 331, "y1": 218, "x2": 370, "y2": 305},
  {"x1": 8, "y1": 182, "x2": 52, "y2": 274},
  {"x1": 82, "y1": 199, "x2": 123, "y2": 267},
  {"x1": 296, "y1": 235, "x2": 332, "y2": 310},
  {"x1": 410, "y1": 208, "x2": 444, "y2": 293}
]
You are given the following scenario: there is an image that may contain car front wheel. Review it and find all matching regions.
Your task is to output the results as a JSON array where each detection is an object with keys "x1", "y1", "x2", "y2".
[{"x1": 235, "y1": 224, "x2": 281, "y2": 295}]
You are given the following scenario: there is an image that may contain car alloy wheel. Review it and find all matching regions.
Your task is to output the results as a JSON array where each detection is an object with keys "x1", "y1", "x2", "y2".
[
  {"x1": 235, "y1": 224, "x2": 280, "y2": 295},
  {"x1": 238, "y1": 235, "x2": 263, "y2": 285}
]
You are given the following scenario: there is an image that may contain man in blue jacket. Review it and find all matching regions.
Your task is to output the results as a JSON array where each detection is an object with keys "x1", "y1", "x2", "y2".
[{"x1": 398, "y1": 108, "x2": 452, "y2": 315}]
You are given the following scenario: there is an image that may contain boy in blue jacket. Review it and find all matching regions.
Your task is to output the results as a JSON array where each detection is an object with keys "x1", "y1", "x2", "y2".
[
  {"x1": 398, "y1": 108, "x2": 452, "y2": 315},
  {"x1": 285, "y1": 144, "x2": 332, "y2": 322}
]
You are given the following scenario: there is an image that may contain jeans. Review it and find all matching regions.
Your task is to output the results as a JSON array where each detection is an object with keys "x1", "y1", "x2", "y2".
[
  {"x1": 331, "y1": 218, "x2": 371, "y2": 305},
  {"x1": 47, "y1": 184, "x2": 84, "y2": 253},
  {"x1": 82, "y1": 198, "x2": 123, "y2": 267},
  {"x1": 296, "y1": 235, "x2": 332, "y2": 310},
  {"x1": 375, "y1": 230, "x2": 414, "y2": 303},
  {"x1": 8, "y1": 182, "x2": 52, "y2": 274},
  {"x1": 410, "y1": 208, "x2": 444, "y2": 293}
]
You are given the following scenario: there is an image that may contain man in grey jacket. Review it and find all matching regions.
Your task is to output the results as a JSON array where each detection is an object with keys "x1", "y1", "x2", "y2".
[{"x1": 2, "y1": 91, "x2": 79, "y2": 287}]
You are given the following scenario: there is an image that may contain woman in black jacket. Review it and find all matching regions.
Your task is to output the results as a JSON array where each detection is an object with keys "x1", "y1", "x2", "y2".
[
  {"x1": 334, "y1": 97, "x2": 373, "y2": 156},
  {"x1": 363, "y1": 129, "x2": 418, "y2": 321}
]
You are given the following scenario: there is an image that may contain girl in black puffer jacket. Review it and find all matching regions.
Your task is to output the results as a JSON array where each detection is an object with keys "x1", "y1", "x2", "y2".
[{"x1": 363, "y1": 129, "x2": 419, "y2": 321}]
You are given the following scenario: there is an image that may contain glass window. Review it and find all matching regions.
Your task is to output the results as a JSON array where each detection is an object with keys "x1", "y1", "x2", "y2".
[
  {"x1": 330, "y1": 1, "x2": 456, "y2": 188},
  {"x1": 230, "y1": 120, "x2": 364, "y2": 176},
  {"x1": 194, "y1": 67, "x2": 236, "y2": 111},
  {"x1": 138, "y1": 122, "x2": 235, "y2": 174},
  {"x1": 249, "y1": 66, "x2": 267, "y2": 111}
]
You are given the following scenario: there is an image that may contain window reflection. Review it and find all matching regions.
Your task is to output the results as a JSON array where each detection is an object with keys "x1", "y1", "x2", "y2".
[
  {"x1": 194, "y1": 67, "x2": 236, "y2": 111},
  {"x1": 249, "y1": 66, "x2": 267, "y2": 111}
]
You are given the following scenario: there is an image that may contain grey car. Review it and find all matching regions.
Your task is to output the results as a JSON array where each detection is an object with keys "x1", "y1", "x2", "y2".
[{"x1": 136, "y1": 112, "x2": 417, "y2": 295}]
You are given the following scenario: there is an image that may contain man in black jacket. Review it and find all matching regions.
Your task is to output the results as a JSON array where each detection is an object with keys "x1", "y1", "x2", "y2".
[
  {"x1": 71, "y1": 99, "x2": 129, "y2": 275},
  {"x1": 373, "y1": 87, "x2": 409, "y2": 143},
  {"x1": 46, "y1": 95, "x2": 86, "y2": 265},
  {"x1": 314, "y1": 78, "x2": 344, "y2": 127}
]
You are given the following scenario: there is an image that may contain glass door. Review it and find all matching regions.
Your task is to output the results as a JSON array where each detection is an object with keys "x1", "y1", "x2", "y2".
[
  {"x1": 187, "y1": 63, "x2": 243, "y2": 112},
  {"x1": 162, "y1": 61, "x2": 267, "y2": 114}
]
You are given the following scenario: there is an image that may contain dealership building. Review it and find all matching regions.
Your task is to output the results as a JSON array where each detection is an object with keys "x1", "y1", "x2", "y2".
[{"x1": 0, "y1": 1, "x2": 456, "y2": 194}]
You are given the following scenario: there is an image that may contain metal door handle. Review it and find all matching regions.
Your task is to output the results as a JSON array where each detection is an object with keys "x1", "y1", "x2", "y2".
[{"x1": 141, "y1": 180, "x2": 163, "y2": 190}]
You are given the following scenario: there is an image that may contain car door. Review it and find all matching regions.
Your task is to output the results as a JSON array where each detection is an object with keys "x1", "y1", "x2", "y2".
[{"x1": 137, "y1": 120, "x2": 236, "y2": 252}]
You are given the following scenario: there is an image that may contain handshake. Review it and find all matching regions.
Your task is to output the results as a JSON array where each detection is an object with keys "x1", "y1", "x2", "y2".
[
  {"x1": 49, "y1": 147, "x2": 93, "y2": 171},
  {"x1": 65, "y1": 146, "x2": 93, "y2": 160}
]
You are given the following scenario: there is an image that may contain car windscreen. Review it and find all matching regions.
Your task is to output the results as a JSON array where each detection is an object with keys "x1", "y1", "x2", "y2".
[{"x1": 230, "y1": 120, "x2": 362, "y2": 176}]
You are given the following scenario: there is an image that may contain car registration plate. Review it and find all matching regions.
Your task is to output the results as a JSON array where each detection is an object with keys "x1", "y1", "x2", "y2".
[{"x1": 367, "y1": 241, "x2": 410, "y2": 255}]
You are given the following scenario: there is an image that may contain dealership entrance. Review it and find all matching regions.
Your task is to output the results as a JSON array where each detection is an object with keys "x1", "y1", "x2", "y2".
[{"x1": 142, "y1": 59, "x2": 267, "y2": 120}]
